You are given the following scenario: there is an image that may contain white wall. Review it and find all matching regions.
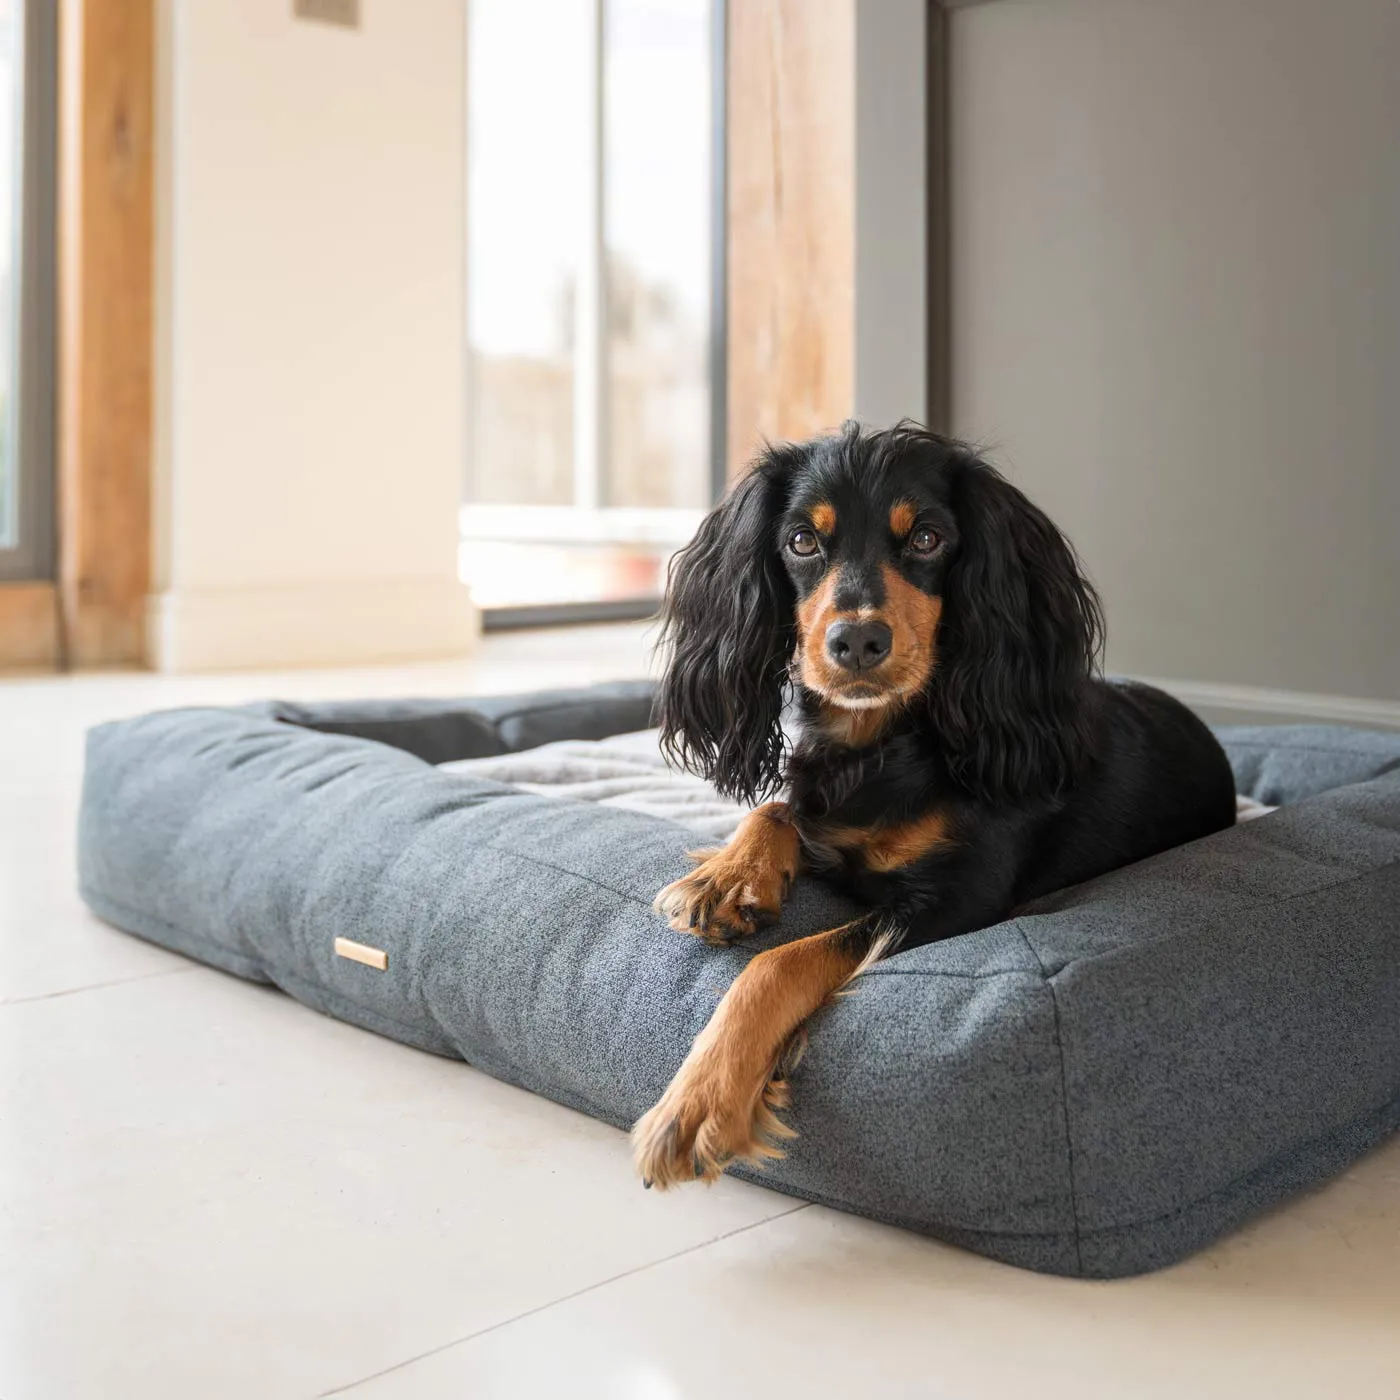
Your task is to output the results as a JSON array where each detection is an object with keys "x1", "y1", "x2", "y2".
[
  {"x1": 949, "y1": 0, "x2": 1400, "y2": 719},
  {"x1": 151, "y1": 0, "x2": 477, "y2": 669}
]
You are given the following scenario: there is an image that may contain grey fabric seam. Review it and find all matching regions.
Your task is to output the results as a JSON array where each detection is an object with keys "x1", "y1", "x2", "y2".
[
  {"x1": 278, "y1": 970, "x2": 459, "y2": 1056},
  {"x1": 1079, "y1": 1086, "x2": 1400, "y2": 1235},
  {"x1": 77, "y1": 886, "x2": 265, "y2": 980},
  {"x1": 1017, "y1": 924, "x2": 1085, "y2": 1273},
  {"x1": 1222, "y1": 741, "x2": 1400, "y2": 757},
  {"x1": 474, "y1": 841, "x2": 1398, "y2": 983},
  {"x1": 730, "y1": 1091, "x2": 1400, "y2": 1251},
  {"x1": 723, "y1": 1165, "x2": 1076, "y2": 1247},
  {"x1": 86, "y1": 805, "x2": 1400, "y2": 999},
  {"x1": 479, "y1": 840, "x2": 668, "y2": 916},
  {"x1": 1033, "y1": 858, "x2": 1400, "y2": 977},
  {"x1": 861, "y1": 965, "x2": 1037, "y2": 981},
  {"x1": 474, "y1": 845, "x2": 1045, "y2": 979}
]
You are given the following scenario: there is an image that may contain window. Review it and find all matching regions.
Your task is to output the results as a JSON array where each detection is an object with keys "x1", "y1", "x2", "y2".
[
  {"x1": 0, "y1": 0, "x2": 55, "y2": 583},
  {"x1": 462, "y1": 0, "x2": 721, "y2": 622}
]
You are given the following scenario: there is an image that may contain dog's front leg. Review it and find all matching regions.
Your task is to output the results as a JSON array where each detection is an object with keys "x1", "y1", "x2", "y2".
[
  {"x1": 632, "y1": 912, "x2": 898, "y2": 1188},
  {"x1": 653, "y1": 801, "x2": 802, "y2": 945}
]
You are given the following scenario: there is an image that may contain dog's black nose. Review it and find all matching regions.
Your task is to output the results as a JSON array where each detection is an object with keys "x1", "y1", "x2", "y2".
[{"x1": 825, "y1": 620, "x2": 893, "y2": 672}]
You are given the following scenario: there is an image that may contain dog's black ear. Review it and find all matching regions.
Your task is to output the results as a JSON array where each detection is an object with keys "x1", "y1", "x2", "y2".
[
  {"x1": 657, "y1": 453, "x2": 797, "y2": 804},
  {"x1": 932, "y1": 456, "x2": 1104, "y2": 803}
]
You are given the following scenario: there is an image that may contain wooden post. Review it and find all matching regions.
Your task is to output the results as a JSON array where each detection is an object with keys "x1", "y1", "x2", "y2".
[
  {"x1": 57, "y1": 0, "x2": 154, "y2": 666},
  {"x1": 0, "y1": 582, "x2": 61, "y2": 668},
  {"x1": 725, "y1": 0, "x2": 856, "y2": 482}
]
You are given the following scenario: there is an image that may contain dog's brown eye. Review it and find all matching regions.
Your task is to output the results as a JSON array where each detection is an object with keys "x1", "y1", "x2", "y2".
[
  {"x1": 909, "y1": 527, "x2": 940, "y2": 556},
  {"x1": 788, "y1": 529, "x2": 819, "y2": 557}
]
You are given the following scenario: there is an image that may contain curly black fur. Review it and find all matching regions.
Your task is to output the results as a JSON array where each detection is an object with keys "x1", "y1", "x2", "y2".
[
  {"x1": 931, "y1": 454, "x2": 1105, "y2": 803},
  {"x1": 655, "y1": 449, "x2": 799, "y2": 804}
]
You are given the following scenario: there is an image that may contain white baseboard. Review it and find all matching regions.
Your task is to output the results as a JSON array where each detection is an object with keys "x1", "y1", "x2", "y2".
[
  {"x1": 1132, "y1": 675, "x2": 1400, "y2": 731},
  {"x1": 147, "y1": 578, "x2": 481, "y2": 672}
]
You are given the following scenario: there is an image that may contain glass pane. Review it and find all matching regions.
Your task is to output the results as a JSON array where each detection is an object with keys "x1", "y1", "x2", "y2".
[
  {"x1": 460, "y1": 0, "x2": 712, "y2": 613},
  {"x1": 464, "y1": 0, "x2": 589, "y2": 507},
  {"x1": 603, "y1": 0, "x2": 711, "y2": 509},
  {"x1": 0, "y1": 0, "x2": 20, "y2": 548}
]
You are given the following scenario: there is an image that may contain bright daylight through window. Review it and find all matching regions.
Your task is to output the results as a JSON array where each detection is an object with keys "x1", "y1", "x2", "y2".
[{"x1": 462, "y1": 0, "x2": 715, "y2": 616}]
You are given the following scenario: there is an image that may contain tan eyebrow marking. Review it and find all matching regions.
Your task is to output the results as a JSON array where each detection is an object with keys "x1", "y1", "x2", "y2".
[
  {"x1": 889, "y1": 500, "x2": 917, "y2": 537},
  {"x1": 810, "y1": 502, "x2": 836, "y2": 535}
]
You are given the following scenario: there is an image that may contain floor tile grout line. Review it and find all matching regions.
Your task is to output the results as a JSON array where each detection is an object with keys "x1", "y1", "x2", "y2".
[
  {"x1": 317, "y1": 1202, "x2": 814, "y2": 1397},
  {"x1": 0, "y1": 964, "x2": 199, "y2": 1008}
]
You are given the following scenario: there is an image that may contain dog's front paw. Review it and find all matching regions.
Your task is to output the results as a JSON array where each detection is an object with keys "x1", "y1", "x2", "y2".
[
  {"x1": 631, "y1": 1051, "x2": 796, "y2": 1190},
  {"x1": 653, "y1": 848, "x2": 794, "y2": 945}
]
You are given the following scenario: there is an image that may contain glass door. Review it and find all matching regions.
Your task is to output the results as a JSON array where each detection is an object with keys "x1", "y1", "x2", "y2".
[{"x1": 462, "y1": 0, "x2": 721, "y2": 624}]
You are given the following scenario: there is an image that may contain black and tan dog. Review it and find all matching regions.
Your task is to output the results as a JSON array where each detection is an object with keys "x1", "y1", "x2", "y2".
[{"x1": 632, "y1": 422, "x2": 1235, "y2": 1189}]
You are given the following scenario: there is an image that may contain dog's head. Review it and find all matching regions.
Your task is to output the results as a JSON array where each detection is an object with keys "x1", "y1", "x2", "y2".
[{"x1": 657, "y1": 423, "x2": 1103, "y2": 804}]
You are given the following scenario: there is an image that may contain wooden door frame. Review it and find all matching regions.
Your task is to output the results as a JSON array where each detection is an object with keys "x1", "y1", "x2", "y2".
[
  {"x1": 56, "y1": 0, "x2": 154, "y2": 668},
  {"x1": 723, "y1": 0, "x2": 949, "y2": 482},
  {"x1": 1, "y1": 0, "x2": 153, "y2": 671},
  {"x1": 0, "y1": 580, "x2": 61, "y2": 668}
]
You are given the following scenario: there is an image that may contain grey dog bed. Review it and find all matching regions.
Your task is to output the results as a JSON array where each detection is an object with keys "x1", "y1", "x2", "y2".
[{"x1": 77, "y1": 683, "x2": 1400, "y2": 1278}]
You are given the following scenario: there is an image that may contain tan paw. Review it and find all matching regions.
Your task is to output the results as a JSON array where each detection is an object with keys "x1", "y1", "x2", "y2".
[
  {"x1": 631, "y1": 1051, "x2": 796, "y2": 1190},
  {"x1": 653, "y1": 848, "x2": 795, "y2": 945}
]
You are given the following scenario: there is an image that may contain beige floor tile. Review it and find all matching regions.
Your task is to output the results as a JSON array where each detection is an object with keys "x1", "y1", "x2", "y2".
[
  {"x1": 0, "y1": 966, "x2": 797, "y2": 1400},
  {"x1": 337, "y1": 1150, "x2": 1400, "y2": 1400}
]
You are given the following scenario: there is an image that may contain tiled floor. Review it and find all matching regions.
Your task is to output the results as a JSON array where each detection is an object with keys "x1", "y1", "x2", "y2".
[{"x1": 2, "y1": 624, "x2": 1397, "y2": 1399}]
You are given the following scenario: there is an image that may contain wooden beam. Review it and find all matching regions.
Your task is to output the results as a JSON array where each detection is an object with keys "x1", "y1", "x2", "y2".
[
  {"x1": 725, "y1": 0, "x2": 855, "y2": 481},
  {"x1": 0, "y1": 581, "x2": 61, "y2": 670},
  {"x1": 57, "y1": 0, "x2": 154, "y2": 666}
]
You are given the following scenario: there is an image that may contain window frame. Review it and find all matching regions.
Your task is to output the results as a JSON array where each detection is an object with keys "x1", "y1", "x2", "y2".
[{"x1": 0, "y1": 0, "x2": 56, "y2": 583}]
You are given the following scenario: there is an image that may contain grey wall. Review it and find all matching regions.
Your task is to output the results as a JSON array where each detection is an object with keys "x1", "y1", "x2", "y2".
[
  {"x1": 948, "y1": 0, "x2": 1400, "y2": 706},
  {"x1": 854, "y1": 0, "x2": 928, "y2": 427}
]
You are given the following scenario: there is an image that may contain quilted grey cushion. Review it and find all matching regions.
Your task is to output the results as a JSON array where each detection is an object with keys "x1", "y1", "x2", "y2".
[{"x1": 77, "y1": 684, "x2": 1400, "y2": 1278}]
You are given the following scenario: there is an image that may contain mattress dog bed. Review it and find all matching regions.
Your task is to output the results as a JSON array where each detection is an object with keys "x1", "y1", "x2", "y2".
[{"x1": 78, "y1": 682, "x2": 1400, "y2": 1278}]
